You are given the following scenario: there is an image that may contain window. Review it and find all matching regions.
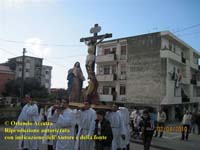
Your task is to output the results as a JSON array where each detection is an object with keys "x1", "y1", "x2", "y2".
[
  {"x1": 25, "y1": 72, "x2": 30, "y2": 78},
  {"x1": 98, "y1": 65, "x2": 103, "y2": 74},
  {"x1": 120, "y1": 64, "x2": 126, "y2": 75},
  {"x1": 121, "y1": 45, "x2": 127, "y2": 55},
  {"x1": 35, "y1": 59, "x2": 42, "y2": 67},
  {"x1": 26, "y1": 69, "x2": 29, "y2": 72},
  {"x1": 45, "y1": 83, "x2": 49, "y2": 88},
  {"x1": 196, "y1": 87, "x2": 200, "y2": 97},
  {"x1": 120, "y1": 85, "x2": 126, "y2": 95},
  {"x1": 26, "y1": 63, "x2": 31, "y2": 68},
  {"x1": 104, "y1": 48, "x2": 110, "y2": 55},
  {"x1": 17, "y1": 58, "x2": 22, "y2": 62},
  {"x1": 193, "y1": 54, "x2": 199, "y2": 64},
  {"x1": 169, "y1": 43, "x2": 172, "y2": 51},
  {"x1": 120, "y1": 45, "x2": 127, "y2": 60},
  {"x1": 173, "y1": 45, "x2": 176, "y2": 52},
  {"x1": 142, "y1": 39, "x2": 146, "y2": 45},
  {"x1": 18, "y1": 72, "x2": 22, "y2": 77},
  {"x1": 35, "y1": 68, "x2": 41, "y2": 76},
  {"x1": 112, "y1": 47, "x2": 116, "y2": 53},
  {"x1": 46, "y1": 71, "x2": 49, "y2": 74},
  {"x1": 112, "y1": 65, "x2": 116, "y2": 74},
  {"x1": 104, "y1": 66, "x2": 110, "y2": 75},
  {"x1": 103, "y1": 86, "x2": 109, "y2": 95},
  {"x1": 18, "y1": 68, "x2": 22, "y2": 72},
  {"x1": 26, "y1": 59, "x2": 30, "y2": 63}
]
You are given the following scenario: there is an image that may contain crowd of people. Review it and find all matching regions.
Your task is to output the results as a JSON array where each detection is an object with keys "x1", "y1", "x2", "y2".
[
  {"x1": 14, "y1": 95, "x2": 200, "y2": 150},
  {"x1": 130, "y1": 107, "x2": 200, "y2": 145},
  {"x1": 181, "y1": 110, "x2": 200, "y2": 140},
  {"x1": 15, "y1": 95, "x2": 131, "y2": 150}
]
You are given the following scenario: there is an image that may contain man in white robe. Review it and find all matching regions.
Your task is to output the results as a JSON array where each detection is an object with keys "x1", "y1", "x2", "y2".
[
  {"x1": 118, "y1": 106, "x2": 131, "y2": 150},
  {"x1": 75, "y1": 101, "x2": 96, "y2": 150},
  {"x1": 16, "y1": 95, "x2": 40, "y2": 150},
  {"x1": 105, "y1": 104, "x2": 126, "y2": 150},
  {"x1": 42, "y1": 100, "x2": 60, "y2": 150},
  {"x1": 55, "y1": 100, "x2": 76, "y2": 150},
  {"x1": 16, "y1": 96, "x2": 31, "y2": 150}
]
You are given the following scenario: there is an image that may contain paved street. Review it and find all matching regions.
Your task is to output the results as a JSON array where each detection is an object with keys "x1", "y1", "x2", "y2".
[
  {"x1": 153, "y1": 132, "x2": 200, "y2": 150},
  {"x1": 0, "y1": 126, "x2": 160, "y2": 150},
  {"x1": 1, "y1": 126, "x2": 200, "y2": 150},
  {"x1": 132, "y1": 131, "x2": 200, "y2": 150}
]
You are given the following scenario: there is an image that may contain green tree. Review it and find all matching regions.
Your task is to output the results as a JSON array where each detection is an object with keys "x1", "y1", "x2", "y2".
[{"x1": 3, "y1": 78, "x2": 49, "y2": 98}]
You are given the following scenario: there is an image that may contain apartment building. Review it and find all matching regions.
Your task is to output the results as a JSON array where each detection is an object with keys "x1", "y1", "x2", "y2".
[
  {"x1": 8, "y1": 56, "x2": 52, "y2": 92},
  {"x1": 96, "y1": 31, "x2": 200, "y2": 121},
  {"x1": 41, "y1": 65, "x2": 52, "y2": 92}
]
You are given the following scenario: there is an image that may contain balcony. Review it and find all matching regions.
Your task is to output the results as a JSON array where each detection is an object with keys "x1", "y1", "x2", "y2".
[
  {"x1": 191, "y1": 63, "x2": 199, "y2": 70},
  {"x1": 120, "y1": 55, "x2": 126, "y2": 60},
  {"x1": 160, "y1": 50, "x2": 182, "y2": 64},
  {"x1": 161, "y1": 96, "x2": 182, "y2": 105},
  {"x1": 192, "y1": 97, "x2": 200, "y2": 103},
  {"x1": 162, "y1": 95, "x2": 190, "y2": 104},
  {"x1": 96, "y1": 54, "x2": 116, "y2": 63},
  {"x1": 118, "y1": 74, "x2": 126, "y2": 80},
  {"x1": 181, "y1": 77, "x2": 190, "y2": 85},
  {"x1": 197, "y1": 81, "x2": 200, "y2": 86},
  {"x1": 35, "y1": 64, "x2": 42, "y2": 68},
  {"x1": 96, "y1": 74, "x2": 114, "y2": 82},
  {"x1": 99, "y1": 94, "x2": 113, "y2": 102}
]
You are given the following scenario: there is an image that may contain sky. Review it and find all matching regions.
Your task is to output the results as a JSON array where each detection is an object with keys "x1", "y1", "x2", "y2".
[{"x1": 0, "y1": 0, "x2": 200, "y2": 89}]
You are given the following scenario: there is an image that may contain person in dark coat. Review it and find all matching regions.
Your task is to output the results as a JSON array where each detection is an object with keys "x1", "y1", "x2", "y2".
[
  {"x1": 139, "y1": 110, "x2": 155, "y2": 150},
  {"x1": 94, "y1": 110, "x2": 113, "y2": 150}
]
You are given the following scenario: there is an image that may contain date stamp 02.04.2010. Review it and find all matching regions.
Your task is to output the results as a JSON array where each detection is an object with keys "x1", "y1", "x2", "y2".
[{"x1": 156, "y1": 126, "x2": 189, "y2": 133}]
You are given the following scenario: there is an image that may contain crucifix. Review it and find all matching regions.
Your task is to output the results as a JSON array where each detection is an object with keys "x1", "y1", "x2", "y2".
[
  {"x1": 80, "y1": 24, "x2": 112, "y2": 73},
  {"x1": 80, "y1": 24, "x2": 112, "y2": 104}
]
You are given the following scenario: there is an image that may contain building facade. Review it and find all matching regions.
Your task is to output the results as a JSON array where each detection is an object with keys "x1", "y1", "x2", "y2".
[
  {"x1": 8, "y1": 56, "x2": 52, "y2": 92},
  {"x1": 41, "y1": 65, "x2": 52, "y2": 92},
  {"x1": 0, "y1": 65, "x2": 15, "y2": 95},
  {"x1": 96, "y1": 31, "x2": 200, "y2": 121}
]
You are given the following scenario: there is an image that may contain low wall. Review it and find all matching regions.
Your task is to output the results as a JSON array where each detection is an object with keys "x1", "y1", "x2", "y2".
[{"x1": 0, "y1": 107, "x2": 20, "y2": 124}]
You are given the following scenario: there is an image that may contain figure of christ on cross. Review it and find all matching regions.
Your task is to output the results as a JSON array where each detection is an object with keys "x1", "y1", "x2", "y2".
[
  {"x1": 80, "y1": 24, "x2": 112, "y2": 103},
  {"x1": 80, "y1": 24, "x2": 112, "y2": 76}
]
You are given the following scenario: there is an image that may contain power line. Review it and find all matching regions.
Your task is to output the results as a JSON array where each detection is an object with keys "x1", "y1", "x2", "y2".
[
  {"x1": 0, "y1": 38, "x2": 85, "y2": 47},
  {"x1": 178, "y1": 31, "x2": 200, "y2": 37},
  {"x1": 27, "y1": 51, "x2": 67, "y2": 68},
  {"x1": 1, "y1": 23, "x2": 200, "y2": 47},
  {"x1": 0, "y1": 47, "x2": 67, "y2": 68},
  {"x1": 0, "y1": 46, "x2": 86, "y2": 68},
  {"x1": 0, "y1": 47, "x2": 18, "y2": 56},
  {"x1": 47, "y1": 54, "x2": 85, "y2": 59},
  {"x1": 174, "y1": 23, "x2": 200, "y2": 33}
]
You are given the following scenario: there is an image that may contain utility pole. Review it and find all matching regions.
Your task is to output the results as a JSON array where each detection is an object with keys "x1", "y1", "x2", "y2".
[{"x1": 20, "y1": 48, "x2": 26, "y2": 99}]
